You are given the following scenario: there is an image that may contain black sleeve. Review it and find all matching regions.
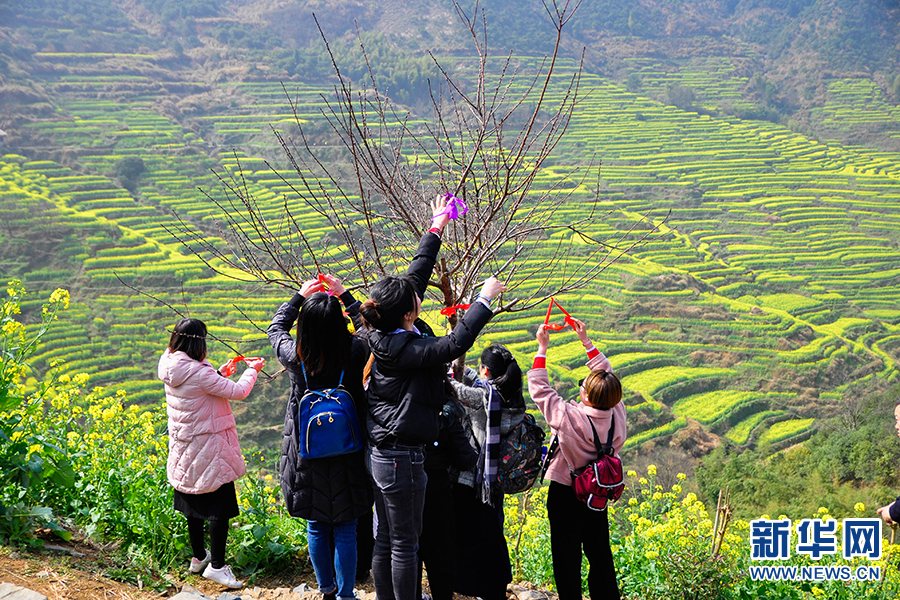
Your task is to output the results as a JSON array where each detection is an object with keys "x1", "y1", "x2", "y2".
[
  {"x1": 444, "y1": 415, "x2": 479, "y2": 471},
  {"x1": 392, "y1": 301, "x2": 493, "y2": 369},
  {"x1": 406, "y1": 231, "x2": 441, "y2": 299},
  {"x1": 341, "y1": 290, "x2": 366, "y2": 338},
  {"x1": 267, "y1": 293, "x2": 305, "y2": 367},
  {"x1": 890, "y1": 498, "x2": 900, "y2": 524}
]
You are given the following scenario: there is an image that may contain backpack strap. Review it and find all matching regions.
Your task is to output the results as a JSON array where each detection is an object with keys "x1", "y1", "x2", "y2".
[
  {"x1": 569, "y1": 415, "x2": 616, "y2": 479},
  {"x1": 540, "y1": 434, "x2": 559, "y2": 481},
  {"x1": 300, "y1": 361, "x2": 345, "y2": 391}
]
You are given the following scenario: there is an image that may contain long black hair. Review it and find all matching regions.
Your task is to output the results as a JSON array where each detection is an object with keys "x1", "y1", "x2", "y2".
[
  {"x1": 358, "y1": 275, "x2": 418, "y2": 332},
  {"x1": 296, "y1": 292, "x2": 351, "y2": 376},
  {"x1": 480, "y1": 344, "x2": 523, "y2": 408},
  {"x1": 168, "y1": 318, "x2": 207, "y2": 361}
]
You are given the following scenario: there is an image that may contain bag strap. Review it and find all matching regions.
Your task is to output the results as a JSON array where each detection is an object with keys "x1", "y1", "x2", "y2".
[
  {"x1": 540, "y1": 434, "x2": 559, "y2": 481},
  {"x1": 586, "y1": 414, "x2": 616, "y2": 459},
  {"x1": 300, "y1": 361, "x2": 344, "y2": 391}
]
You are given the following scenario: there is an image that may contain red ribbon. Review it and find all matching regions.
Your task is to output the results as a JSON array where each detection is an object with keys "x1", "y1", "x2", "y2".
[
  {"x1": 224, "y1": 355, "x2": 264, "y2": 369},
  {"x1": 440, "y1": 303, "x2": 471, "y2": 316},
  {"x1": 543, "y1": 297, "x2": 573, "y2": 330},
  {"x1": 317, "y1": 273, "x2": 335, "y2": 295}
]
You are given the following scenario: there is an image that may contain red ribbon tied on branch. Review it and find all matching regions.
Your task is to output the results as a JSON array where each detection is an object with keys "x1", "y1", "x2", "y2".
[
  {"x1": 438, "y1": 193, "x2": 468, "y2": 220},
  {"x1": 440, "y1": 303, "x2": 471, "y2": 317},
  {"x1": 544, "y1": 297, "x2": 574, "y2": 330}
]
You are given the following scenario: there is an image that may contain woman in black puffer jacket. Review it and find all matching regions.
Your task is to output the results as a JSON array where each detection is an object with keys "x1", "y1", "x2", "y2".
[{"x1": 268, "y1": 274, "x2": 372, "y2": 600}]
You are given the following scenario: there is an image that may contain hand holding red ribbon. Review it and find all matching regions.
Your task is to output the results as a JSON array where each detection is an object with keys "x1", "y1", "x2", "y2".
[{"x1": 219, "y1": 355, "x2": 265, "y2": 376}]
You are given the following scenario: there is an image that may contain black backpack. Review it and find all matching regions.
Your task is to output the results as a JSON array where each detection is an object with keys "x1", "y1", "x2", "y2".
[{"x1": 496, "y1": 412, "x2": 546, "y2": 494}]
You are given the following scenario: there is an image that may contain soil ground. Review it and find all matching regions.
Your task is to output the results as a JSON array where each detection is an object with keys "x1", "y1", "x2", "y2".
[{"x1": 0, "y1": 534, "x2": 371, "y2": 600}]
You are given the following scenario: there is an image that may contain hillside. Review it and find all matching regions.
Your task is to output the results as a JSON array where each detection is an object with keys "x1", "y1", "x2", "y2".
[{"x1": 1, "y1": 0, "x2": 900, "y2": 476}]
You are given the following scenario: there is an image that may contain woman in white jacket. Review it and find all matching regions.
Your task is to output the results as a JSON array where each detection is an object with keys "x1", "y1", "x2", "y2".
[{"x1": 158, "y1": 318, "x2": 265, "y2": 589}]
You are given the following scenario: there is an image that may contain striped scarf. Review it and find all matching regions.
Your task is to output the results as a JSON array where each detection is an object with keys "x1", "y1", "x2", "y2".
[{"x1": 475, "y1": 381, "x2": 501, "y2": 505}]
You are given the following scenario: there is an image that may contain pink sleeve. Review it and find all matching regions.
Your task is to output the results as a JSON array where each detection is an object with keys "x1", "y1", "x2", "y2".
[
  {"x1": 610, "y1": 401, "x2": 627, "y2": 454},
  {"x1": 197, "y1": 364, "x2": 259, "y2": 400},
  {"x1": 587, "y1": 351, "x2": 612, "y2": 373}
]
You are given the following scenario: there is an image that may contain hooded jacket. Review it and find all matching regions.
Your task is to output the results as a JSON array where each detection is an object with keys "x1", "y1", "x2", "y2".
[
  {"x1": 158, "y1": 348, "x2": 257, "y2": 494},
  {"x1": 366, "y1": 231, "x2": 494, "y2": 446}
]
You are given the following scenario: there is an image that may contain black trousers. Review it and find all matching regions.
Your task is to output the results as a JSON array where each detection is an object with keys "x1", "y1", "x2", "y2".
[
  {"x1": 546, "y1": 482, "x2": 620, "y2": 600},
  {"x1": 418, "y1": 479, "x2": 457, "y2": 600},
  {"x1": 187, "y1": 517, "x2": 229, "y2": 569}
]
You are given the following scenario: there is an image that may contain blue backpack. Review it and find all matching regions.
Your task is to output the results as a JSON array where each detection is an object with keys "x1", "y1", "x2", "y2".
[{"x1": 296, "y1": 364, "x2": 365, "y2": 459}]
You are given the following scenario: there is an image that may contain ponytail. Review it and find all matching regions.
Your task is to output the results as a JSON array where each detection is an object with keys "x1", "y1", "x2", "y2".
[
  {"x1": 480, "y1": 344, "x2": 524, "y2": 407},
  {"x1": 360, "y1": 275, "x2": 418, "y2": 332}
]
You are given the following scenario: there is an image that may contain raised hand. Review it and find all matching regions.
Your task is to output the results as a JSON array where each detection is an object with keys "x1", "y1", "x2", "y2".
[
  {"x1": 569, "y1": 317, "x2": 590, "y2": 344},
  {"x1": 243, "y1": 357, "x2": 266, "y2": 373},
  {"x1": 430, "y1": 194, "x2": 450, "y2": 231},
  {"x1": 319, "y1": 273, "x2": 346, "y2": 296},
  {"x1": 218, "y1": 360, "x2": 237, "y2": 377},
  {"x1": 479, "y1": 276, "x2": 507, "y2": 301},
  {"x1": 299, "y1": 278, "x2": 325, "y2": 297},
  {"x1": 536, "y1": 324, "x2": 551, "y2": 353}
]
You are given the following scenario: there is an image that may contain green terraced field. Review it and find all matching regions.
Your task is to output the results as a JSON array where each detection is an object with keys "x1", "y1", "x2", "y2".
[{"x1": 4, "y1": 43, "x2": 900, "y2": 458}]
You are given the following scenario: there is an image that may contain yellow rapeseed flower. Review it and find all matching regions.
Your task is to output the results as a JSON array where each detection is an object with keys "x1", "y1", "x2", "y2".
[
  {"x1": 647, "y1": 464, "x2": 657, "y2": 476},
  {"x1": 676, "y1": 472, "x2": 686, "y2": 480},
  {"x1": 627, "y1": 470, "x2": 637, "y2": 477},
  {"x1": 854, "y1": 502, "x2": 866, "y2": 513},
  {"x1": 48, "y1": 288, "x2": 70, "y2": 309},
  {"x1": 639, "y1": 477, "x2": 648, "y2": 485}
]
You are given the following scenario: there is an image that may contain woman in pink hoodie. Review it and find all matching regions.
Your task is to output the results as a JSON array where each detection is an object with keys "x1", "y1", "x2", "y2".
[
  {"x1": 527, "y1": 318, "x2": 626, "y2": 600},
  {"x1": 158, "y1": 318, "x2": 265, "y2": 589}
]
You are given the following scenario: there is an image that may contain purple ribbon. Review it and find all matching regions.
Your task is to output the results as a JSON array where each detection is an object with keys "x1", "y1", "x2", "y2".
[{"x1": 440, "y1": 193, "x2": 468, "y2": 220}]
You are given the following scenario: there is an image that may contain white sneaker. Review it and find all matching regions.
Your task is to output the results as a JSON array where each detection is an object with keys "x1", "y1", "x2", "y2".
[
  {"x1": 202, "y1": 564, "x2": 243, "y2": 589},
  {"x1": 189, "y1": 549, "x2": 211, "y2": 573}
]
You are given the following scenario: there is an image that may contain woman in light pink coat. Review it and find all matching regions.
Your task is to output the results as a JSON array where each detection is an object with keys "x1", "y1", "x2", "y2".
[
  {"x1": 158, "y1": 318, "x2": 265, "y2": 589},
  {"x1": 527, "y1": 318, "x2": 626, "y2": 600}
]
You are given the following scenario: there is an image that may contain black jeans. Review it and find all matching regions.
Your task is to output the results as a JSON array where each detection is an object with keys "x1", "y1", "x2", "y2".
[
  {"x1": 368, "y1": 444, "x2": 427, "y2": 600},
  {"x1": 546, "y1": 482, "x2": 620, "y2": 600}
]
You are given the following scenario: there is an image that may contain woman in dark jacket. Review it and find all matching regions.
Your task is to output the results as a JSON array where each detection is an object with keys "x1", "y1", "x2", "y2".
[
  {"x1": 417, "y1": 388, "x2": 479, "y2": 600},
  {"x1": 268, "y1": 274, "x2": 373, "y2": 600},
  {"x1": 451, "y1": 345, "x2": 526, "y2": 600},
  {"x1": 358, "y1": 195, "x2": 506, "y2": 600}
]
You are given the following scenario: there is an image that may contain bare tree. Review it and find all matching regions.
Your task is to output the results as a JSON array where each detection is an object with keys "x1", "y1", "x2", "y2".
[{"x1": 167, "y1": 0, "x2": 664, "y2": 325}]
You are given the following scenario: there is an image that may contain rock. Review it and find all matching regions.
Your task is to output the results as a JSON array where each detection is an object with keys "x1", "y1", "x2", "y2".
[
  {"x1": 170, "y1": 584, "x2": 213, "y2": 599},
  {"x1": 508, "y1": 584, "x2": 551, "y2": 600},
  {"x1": 42, "y1": 545, "x2": 84, "y2": 558},
  {"x1": 33, "y1": 572, "x2": 50, "y2": 579},
  {"x1": 0, "y1": 583, "x2": 48, "y2": 600},
  {"x1": 217, "y1": 594, "x2": 244, "y2": 600},
  {"x1": 291, "y1": 583, "x2": 310, "y2": 595},
  {"x1": 182, "y1": 584, "x2": 207, "y2": 596}
]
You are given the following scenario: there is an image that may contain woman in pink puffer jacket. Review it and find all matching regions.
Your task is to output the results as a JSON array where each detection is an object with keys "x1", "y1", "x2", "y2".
[
  {"x1": 158, "y1": 318, "x2": 265, "y2": 589},
  {"x1": 527, "y1": 318, "x2": 626, "y2": 600}
]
